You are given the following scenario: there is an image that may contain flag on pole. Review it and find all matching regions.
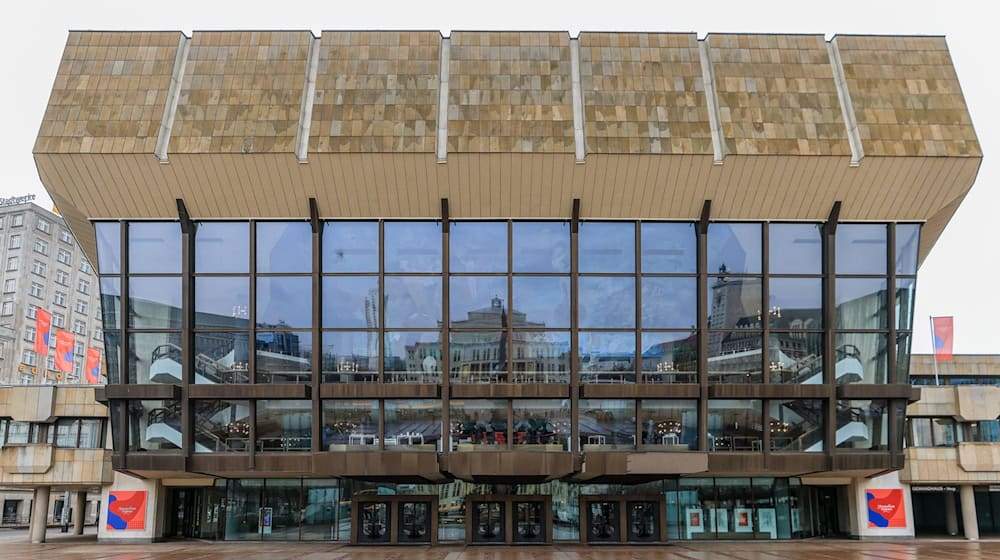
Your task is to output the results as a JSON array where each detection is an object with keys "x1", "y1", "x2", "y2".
[
  {"x1": 34, "y1": 308, "x2": 51, "y2": 354},
  {"x1": 85, "y1": 348, "x2": 101, "y2": 384},
  {"x1": 54, "y1": 330, "x2": 75, "y2": 373},
  {"x1": 931, "y1": 316, "x2": 954, "y2": 361}
]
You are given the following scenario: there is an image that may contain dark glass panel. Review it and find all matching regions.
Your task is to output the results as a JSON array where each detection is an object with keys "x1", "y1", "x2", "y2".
[
  {"x1": 321, "y1": 331, "x2": 379, "y2": 383},
  {"x1": 579, "y1": 332, "x2": 636, "y2": 383},
  {"x1": 895, "y1": 224, "x2": 921, "y2": 276},
  {"x1": 450, "y1": 399, "x2": 509, "y2": 449},
  {"x1": 129, "y1": 332, "x2": 183, "y2": 384},
  {"x1": 450, "y1": 331, "x2": 506, "y2": 383},
  {"x1": 707, "y1": 276, "x2": 762, "y2": 329},
  {"x1": 769, "y1": 332, "x2": 823, "y2": 384},
  {"x1": 512, "y1": 276, "x2": 570, "y2": 328},
  {"x1": 128, "y1": 222, "x2": 181, "y2": 274},
  {"x1": 193, "y1": 399, "x2": 251, "y2": 453},
  {"x1": 835, "y1": 278, "x2": 887, "y2": 329},
  {"x1": 896, "y1": 278, "x2": 916, "y2": 331},
  {"x1": 714, "y1": 478, "x2": 753, "y2": 539},
  {"x1": 384, "y1": 221, "x2": 442, "y2": 273},
  {"x1": 450, "y1": 276, "x2": 507, "y2": 327},
  {"x1": 641, "y1": 276, "x2": 697, "y2": 329},
  {"x1": 95, "y1": 222, "x2": 121, "y2": 275},
  {"x1": 640, "y1": 400, "x2": 698, "y2": 450},
  {"x1": 194, "y1": 222, "x2": 249, "y2": 274},
  {"x1": 322, "y1": 276, "x2": 378, "y2": 328},
  {"x1": 768, "y1": 278, "x2": 822, "y2": 329},
  {"x1": 384, "y1": 331, "x2": 442, "y2": 383},
  {"x1": 708, "y1": 400, "x2": 763, "y2": 452},
  {"x1": 256, "y1": 222, "x2": 312, "y2": 273},
  {"x1": 512, "y1": 221, "x2": 570, "y2": 273},
  {"x1": 641, "y1": 222, "x2": 696, "y2": 273},
  {"x1": 195, "y1": 277, "x2": 250, "y2": 329},
  {"x1": 836, "y1": 399, "x2": 888, "y2": 451},
  {"x1": 836, "y1": 224, "x2": 887, "y2": 275},
  {"x1": 127, "y1": 399, "x2": 180, "y2": 451},
  {"x1": 512, "y1": 399, "x2": 571, "y2": 451},
  {"x1": 384, "y1": 276, "x2": 442, "y2": 328},
  {"x1": 100, "y1": 277, "x2": 121, "y2": 330},
  {"x1": 450, "y1": 221, "x2": 507, "y2": 273},
  {"x1": 769, "y1": 400, "x2": 824, "y2": 452},
  {"x1": 708, "y1": 331, "x2": 763, "y2": 383},
  {"x1": 512, "y1": 331, "x2": 570, "y2": 383},
  {"x1": 256, "y1": 400, "x2": 312, "y2": 452},
  {"x1": 708, "y1": 223, "x2": 761, "y2": 274},
  {"x1": 896, "y1": 333, "x2": 912, "y2": 384},
  {"x1": 384, "y1": 399, "x2": 442, "y2": 451},
  {"x1": 255, "y1": 331, "x2": 313, "y2": 383},
  {"x1": 322, "y1": 221, "x2": 378, "y2": 273},
  {"x1": 835, "y1": 333, "x2": 888, "y2": 384},
  {"x1": 578, "y1": 399, "x2": 635, "y2": 450},
  {"x1": 322, "y1": 400, "x2": 379, "y2": 449},
  {"x1": 102, "y1": 331, "x2": 121, "y2": 384},
  {"x1": 579, "y1": 222, "x2": 635, "y2": 273},
  {"x1": 256, "y1": 276, "x2": 312, "y2": 329},
  {"x1": 768, "y1": 223, "x2": 822, "y2": 275},
  {"x1": 194, "y1": 332, "x2": 250, "y2": 384},
  {"x1": 676, "y1": 478, "x2": 716, "y2": 539},
  {"x1": 641, "y1": 331, "x2": 697, "y2": 383},
  {"x1": 128, "y1": 276, "x2": 182, "y2": 329},
  {"x1": 579, "y1": 276, "x2": 635, "y2": 329}
]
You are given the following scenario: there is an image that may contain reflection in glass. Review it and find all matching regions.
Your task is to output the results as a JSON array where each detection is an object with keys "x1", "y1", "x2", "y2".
[
  {"x1": 836, "y1": 224, "x2": 887, "y2": 275},
  {"x1": 896, "y1": 224, "x2": 920, "y2": 276},
  {"x1": 384, "y1": 331, "x2": 441, "y2": 383},
  {"x1": 195, "y1": 277, "x2": 250, "y2": 329},
  {"x1": 255, "y1": 331, "x2": 312, "y2": 383},
  {"x1": 579, "y1": 222, "x2": 635, "y2": 273},
  {"x1": 708, "y1": 400, "x2": 763, "y2": 451},
  {"x1": 512, "y1": 399, "x2": 571, "y2": 450},
  {"x1": 450, "y1": 331, "x2": 505, "y2": 383},
  {"x1": 323, "y1": 221, "x2": 378, "y2": 273},
  {"x1": 708, "y1": 331, "x2": 762, "y2": 383},
  {"x1": 579, "y1": 277, "x2": 635, "y2": 328},
  {"x1": 384, "y1": 400, "x2": 442, "y2": 451},
  {"x1": 103, "y1": 332, "x2": 121, "y2": 384},
  {"x1": 224, "y1": 479, "x2": 262, "y2": 540},
  {"x1": 769, "y1": 332, "x2": 823, "y2": 384},
  {"x1": 256, "y1": 222, "x2": 311, "y2": 273},
  {"x1": 128, "y1": 222, "x2": 181, "y2": 274},
  {"x1": 675, "y1": 478, "x2": 715, "y2": 539},
  {"x1": 512, "y1": 276, "x2": 570, "y2": 328},
  {"x1": 384, "y1": 276, "x2": 442, "y2": 328},
  {"x1": 513, "y1": 221, "x2": 570, "y2": 273},
  {"x1": 715, "y1": 478, "x2": 753, "y2": 539},
  {"x1": 127, "y1": 399, "x2": 180, "y2": 451},
  {"x1": 579, "y1": 332, "x2": 636, "y2": 383},
  {"x1": 450, "y1": 221, "x2": 507, "y2": 273},
  {"x1": 512, "y1": 331, "x2": 570, "y2": 383},
  {"x1": 641, "y1": 332, "x2": 697, "y2": 383},
  {"x1": 322, "y1": 276, "x2": 378, "y2": 328},
  {"x1": 896, "y1": 278, "x2": 916, "y2": 331},
  {"x1": 708, "y1": 223, "x2": 761, "y2": 274},
  {"x1": 129, "y1": 277, "x2": 182, "y2": 329},
  {"x1": 301, "y1": 480, "x2": 342, "y2": 541},
  {"x1": 768, "y1": 278, "x2": 822, "y2": 329},
  {"x1": 769, "y1": 224, "x2": 822, "y2": 274},
  {"x1": 194, "y1": 332, "x2": 250, "y2": 384},
  {"x1": 322, "y1": 400, "x2": 379, "y2": 449},
  {"x1": 450, "y1": 276, "x2": 507, "y2": 327},
  {"x1": 450, "y1": 400, "x2": 509, "y2": 449},
  {"x1": 257, "y1": 400, "x2": 312, "y2": 452},
  {"x1": 641, "y1": 222, "x2": 696, "y2": 273},
  {"x1": 194, "y1": 222, "x2": 249, "y2": 273},
  {"x1": 100, "y1": 278, "x2": 121, "y2": 330},
  {"x1": 95, "y1": 222, "x2": 121, "y2": 274},
  {"x1": 129, "y1": 332, "x2": 183, "y2": 384},
  {"x1": 321, "y1": 331, "x2": 378, "y2": 383},
  {"x1": 836, "y1": 400, "x2": 888, "y2": 451},
  {"x1": 707, "y1": 276, "x2": 761, "y2": 329},
  {"x1": 256, "y1": 276, "x2": 312, "y2": 328},
  {"x1": 769, "y1": 400, "x2": 824, "y2": 452},
  {"x1": 835, "y1": 333, "x2": 887, "y2": 384},
  {"x1": 579, "y1": 399, "x2": 635, "y2": 450},
  {"x1": 640, "y1": 400, "x2": 698, "y2": 450},
  {"x1": 384, "y1": 222, "x2": 442, "y2": 273},
  {"x1": 642, "y1": 277, "x2": 697, "y2": 329},
  {"x1": 835, "y1": 278, "x2": 887, "y2": 330},
  {"x1": 895, "y1": 333, "x2": 912, "y2": 384},
  {"x1": 194, "y1": 399, "x2": 251, "y2": 452}
]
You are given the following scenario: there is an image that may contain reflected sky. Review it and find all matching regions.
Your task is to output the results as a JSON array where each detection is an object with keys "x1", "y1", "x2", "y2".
[
  {"x1": 128, "y1": 222, "x2": 181, "y2": 274},
  {"x1": 450, "y1": 276, "x2": 507, "y2": 326},
  {"x1": 641, "y1": 222, "x2": 696, "y2": 273},
  {"x1": 513, "y1": 221, "x2": 570, "y2": 273},
  {"x1": 641, "y1": 276, "x2": 696, "y2": 329},
  {"x1": 579, "y1": 276, "x2": 635, "y2": 328},
  {"x1": 512, "y1": 276, "x2": 570, "y2": 328},
  {"x1": 708, "y1": 223, "x2": 761, "y2": 274},
  {"x1": 450, "y1": 221, "x2": 507, "y2": 273},
  {"x1": 836, "y1": 224, "x2": 887, "y2": 275},
  {"x1": 195, "y1": 222, "x2": 249, "y2": 273},
  {"x1": 323, "y1": 221, "x2": 378, "y2": 273},
  {"x1": 95, "y1": 222, "x2": 120, "y2": 275},
  {"x1": 195, "y1": 277, "x2": 249, "y2": 328},
  {"x1": 384, "y1": 222, "x2": 441, "y2": 273},
  {"x1": 579, "y1": 222, "x2": 635, "y2": 273},
  {"x1": 256, "y1": 222, "x2": 311, "y2": 273},
  {"x1": 257, "y1": 276, "x2": 312, "y2": 328},
  {"x1": 385, "y1": 276, "x2": 442, "y2": 328},
  {"x1": 769, "y1": 223, "x2": 822, "y2": 275},
  {"x1": 129, "y1": 276, "x2": 182, "y2": 329},
  {"x1": 323, "y1": 276, "x2": 378, "y2": 328}
]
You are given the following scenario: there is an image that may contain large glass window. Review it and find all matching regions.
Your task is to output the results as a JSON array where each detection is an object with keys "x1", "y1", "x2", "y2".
[
  {"x1": 128, "y1": 222, "x2": 181, "y2": 274},
  {"x1": 256, "y1": 222, "x2": 311, "y2": 273},
  {"x1": 512, "y1": 276, "x2": 570, "y2": 328},
  {"x1": 322, "y1": 400, "x2": 379, "y2": 449},
  {"x1": 578, "y1": 277, "x2": 635, "y2": 329},
  {"x1": 194, "y1": 332, "x2": 250, "y2": 384},
  {"x1": 384, "y1": 331, "x2": 441, "y2": 383},
  {"x1": 895, "y1": 224, "x2": 920, "y2": 276},
  {"x1": 579, "y1": 222, "x2": 635, "y2": 273},
  {"x1": 708, "y1": 400, "x2": 763, "y2": 452},
  {"x1": 450, "y1": 400, "x2": 508, "y2": 450},
  {"x1": 127, "y1": 399, "x2": 181, "y2": 451},
  {"x1": 769, "y1": 332, "x2": 823, "y2": 384},
  {"x1": 578, "y1": 399, "x2": 635, "y2": 450},
  {"x1": 384, "y1": 400, "x2": 441, "y2": 451},
  {"x1": 708, "y1": 223, "x2": 761, "y2": 275},
  {"x1": 641, "y1": 222, "x2": 696, "y2": 273},
  {"x1": 450, "y1": 331, "x2": 505, "y2": 383},
  {"x1": 579, "y1": 332, "x2": 636, "y2": 383},
  {"x1": 769, "y1": 224, "x2": 822, "y2": 275},
  {"x1": 768, "y1": 278, "x2": 822, "y2": 329},
  {"x1": 512, "y1": 331, "x2": 570, "y2": 383},
  {"x1": 194, "y1": 222, "x2": 249, "y2": 273},
  {"x1": 450, "y1": 276, "x2": 507, "y2": 327},
  {"x1": 195, "y1": 277, "x2": 250, "y2": 329},
  {"x1": 641, "y1": 331, "x2": 697, "y2": 383},
  {"x1": 255, "y1": 331, "x2": 312, "y2": 383},
  {"x1": 835, "y1": 278, "x2": 887, "y2": 330},
  {"x1": 640, "y1": 400, "x2": 698, "y2": 450},
  {"x1": 512, "y1": 399, "x2": 571, "y2": 451},
  {"x1": 322, "y1": 276, "x2": 378, "y2": 328},
  {"x1": 450, "y1": 221, "x2": 507, "y2": 273},
  {"x1": 321, "y1": 331, "x2": 379, "y2": 383},
  {"x1": 836, "y1": 224, "x2": 887, "y2": 275},
  {"x1": 835, "y1": 333, "x2": 888, "y2": 384},
  {"x1": 95, "y1": 222, "x2": 121, "y2": 274},
  {"x1": 193, "y1": 399, "x2": 250, "y2": 452},
  {"x1": 256, "y1": 277, "x2": 312, "y2": 328},
  {"x1": 708, "y1": 330, "x2": 762, "y2": 384},
  {"x1": 641, "y1": 277, "x2": 697, "y2": 329},
  {"x1": 896, "y1": 278, "x2": 916, "y2": 331},
  {"x1": 322, "y1": 221, "x2": 378, "y2": 273},
  {"x1": 129, "y1": 332, "x2": 184, "y2": 384},
  {"x1": 384, "y1": 222, "x2": 441, "y2": 273},
  {"x1": 769, "y1": 400, "x2": 824, "y2": 452},
  {"x1": 836, "y1": 400, "x2": 888, "y2": 451},
  {"x1": 128, "y1": 277, "x2": 182, "y2": 329},
  {"x1": 256, "y1": 400, "x2": 312, "y2": 452},
  {"x1": 513, "y1": 221, "x2": 570, "y2": 273},
  {"x1": 384, "y1": 276, "x2": 442, "y2": 328},
  {"x1": 100, "y1": 278, "x2": 122, "y2": 330}
]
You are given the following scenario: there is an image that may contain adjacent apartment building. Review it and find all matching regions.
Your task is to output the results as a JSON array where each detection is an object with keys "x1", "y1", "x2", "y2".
[{"x1": 31, "y1": 30, "x2": 981, "y2": 544}]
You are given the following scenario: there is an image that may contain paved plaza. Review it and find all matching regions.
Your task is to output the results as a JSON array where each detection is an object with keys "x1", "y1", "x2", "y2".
[{"x1": 0, "y1": 537, "x2": 998, "y2": 560}]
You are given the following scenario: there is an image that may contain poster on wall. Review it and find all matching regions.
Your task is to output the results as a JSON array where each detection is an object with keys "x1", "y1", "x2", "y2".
[
  {"x1": 867, "y1": 489, "x2": 906, "y2": 528},
  {"x1": 734, "y1": 508, "x2": 754, "y2": 533},
  {"x1": 758, "y1": 508, "x2": 777, "y2": 539},
  {"x1": 260, "y1": 507, "x2": 273, "y2": 535},
  {"x1": 685, "y1": 507, "x2": 704, "y2": 539},
  {"x1": 106, "y1": 491, "x2": 147, "y2": 531}
]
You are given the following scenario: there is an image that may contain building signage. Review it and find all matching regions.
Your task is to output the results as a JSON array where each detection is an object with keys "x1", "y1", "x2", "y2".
[
  {"x1": 866, "y1": 489, "x2": 906, "y2": 528},
  {"x1": 911, "y1": 485, "x2": 957, "y2": 493},
  {"x1": 106, "y1": 491, "x2": 147, "y2": 530},
  {"x1": 0, "y1": 194, "x2": 35, "y2": 208}
]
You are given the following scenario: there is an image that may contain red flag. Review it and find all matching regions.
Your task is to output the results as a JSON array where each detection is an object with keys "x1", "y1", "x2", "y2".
[
  {"x1": 85, "y1": 348, "x2": 101, "y2": 384},
  {"x1": 55, "y1": 330, "x2": 75, "y2": 373},
  {"x1": 932, "y1": 316, "x2": 954, "y2": 361},
  {"x1": 34, "y1": 308, "x2": 51, "y2": 354}
]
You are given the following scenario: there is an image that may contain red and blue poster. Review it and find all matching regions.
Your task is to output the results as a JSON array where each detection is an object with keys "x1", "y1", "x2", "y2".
[
  {"x1": 34, "y1": 308, "x2": 51, "y2": 354},
  {"x1": 867, "y1": 489, "x2": 906, "y2": 528},
  {"x1": 54, "y1": 330, "x2": 75, "y2": 373},
  {"x1": 85, "y1": 347, "x2": 101, "y2": 384},
  {"x1": 106, "y1": 491, "x2": 147, "y2": 530}
]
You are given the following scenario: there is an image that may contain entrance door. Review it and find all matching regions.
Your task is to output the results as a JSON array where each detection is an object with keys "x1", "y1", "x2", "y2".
[
  {"x1": 261, "y1": 480, "x2": 301, "y2": 540},
  {"x1": 586, "y1": 501, "x2": 620, "y2": 543},
  {"x1": 513, "y1": 501, "x2": 545, "y2": 544},
  {"x1": 816, "y1": 487, "x2": 841, "y2": 537},
  {"x1": 627, "y1": 501, "x2": 659, "y2": 542},
  {"x1": 471, "y1": 501, "x2": 505, "y2": 543},
  {"x1": 1, "y1": 500, "x2": 18, "y2": 525},
  {"x1": 357, "y1": 502, "x2": 391, "y2": 544},
  {"x1": 397, "y1": 501, "x2": 432, "y2": 543}
]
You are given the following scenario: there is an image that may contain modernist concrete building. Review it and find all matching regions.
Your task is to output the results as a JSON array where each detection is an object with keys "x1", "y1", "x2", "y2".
[{"x1": 31, "y1": 30, "x2": 980, "y2": 544}]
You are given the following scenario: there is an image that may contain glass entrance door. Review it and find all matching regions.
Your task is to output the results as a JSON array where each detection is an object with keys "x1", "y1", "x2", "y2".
[
  {"x1": 586, "y1": 501, "x2": 620, "y2": 543},
  {"x1": 397, "y1": 501, "x2": 432, "y2": 543},
  {"x1": 357, "y1": 502, "x2": 391, "y2": 544},
  {"x1": 472, "y1": 501, "x2": 505, "y2": 543},
  {"x1": 261, "y1": 479, "x2": 301, "y2": 540},
  {"x1": 513, "y1": 501, "x2": 545, "y2": 543},
  {"x1": 627, "y1": 501, "x2": 659, "y2": 542}
]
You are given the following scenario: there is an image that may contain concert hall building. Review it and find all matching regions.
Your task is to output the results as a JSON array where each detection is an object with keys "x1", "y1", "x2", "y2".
[{"x1": 32, "y1": 30, "x2": 981, "y2": 544}]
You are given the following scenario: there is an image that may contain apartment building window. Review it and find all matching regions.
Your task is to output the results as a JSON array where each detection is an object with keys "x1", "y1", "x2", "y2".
[
  {"x1": 59, "y1": 229, "x2": 73, "y2": 244},
  {"x1": 11, "y1": 214, "x2": 23, "y2": 227},
  {"x1": 53, "y1": 418, "x2": 103, "y2": 448},
  {"x1": 74, "y1": 341, "x2": 85, "y2": 356},
  {"x1": 1, "y1": 301, "x2": 12, "y2": 316},
  {"x1": 0, "y1": 216, "x2": 4, "y2": 228},
  {"x1": 34, "y1": 239, "x2": 49, "y2": 255},
  {"x1": 7, "y1": 234, "x2": 20, "y2": 249},
  {"x1": 53, "y1": 291, "x2": 66, "y2": 307},
  {"x1": 55, "y1": 269, "x2": 69, "y2": 285},
  {"x1": 26, "y1": 305, "x2": 37, "y2": 319},
  {"x1": 73, "y1": 320, "x2": 86, "y2": 335},
  {"x1": 2, "y1": 278, "x2": 15, "y2": 293},
  {"x1": 6, "y1": 256, "x2": 17, "y2": 271},
  {"x1": 52, "y1": 313, "x2": 65, "y2": 328},
  {"x1": 31, "y1": 260, "x2": 46, "y2": 277},
  {"x1": 75, "y1": 300, "x2": 88, "y2": 314},
  {"x1": 24, "y1": 326, "x2": 35, "y2": 342},
  {"x1": 94, "y1": 327, "x2": 102, "y2": 340},
  {"x1": 21, "y1": 351, "x2": 35, "y2": 366},
  {"x1": 30, "y1": 282, "x2": 44, "y2": 298},
  {"x1": 47, "y1": 357, "x2": 56, "y2": 370},
  {"x1": 80, "y1": 260, "x2": 92, "y2": 275},
  {"x1": 57, "y1": 249, "x2": 71, "y2": 265},
  {"x1": 36, "y1": 217, "x2": 50, "y2": 234},
  {"x1": 77, "y1": 279, "x2": 90, "y2": 295},
  {"x1": 909, "y1": 417, "x2": 962, "y2": 447}
]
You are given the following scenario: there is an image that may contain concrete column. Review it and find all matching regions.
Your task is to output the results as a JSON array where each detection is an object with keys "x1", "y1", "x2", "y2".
[
  {"x1": 73, "y1": 492, "x2": 87, "y2": 535},
  {"x1": 29, "y1": 486, "x2": 51, "y2": 544},
  {"x1": 960, "y1": 485, "x2": 979, "y2": 541},
  {"x1": 944, "y1": 491, "x2": 958, "y2": 535}
]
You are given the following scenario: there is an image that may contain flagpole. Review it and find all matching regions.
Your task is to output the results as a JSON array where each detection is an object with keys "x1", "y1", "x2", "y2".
[{"x1": 929, "y1": 316, "x2": 940, "y2": 386}]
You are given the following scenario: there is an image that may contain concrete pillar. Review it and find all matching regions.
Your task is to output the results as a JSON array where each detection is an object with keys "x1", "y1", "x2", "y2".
[
  {"x1": 944, "y1": 491, "x2": 959, "y2": 535},
  {"x1": 960, "y1": 485, "x2": 979, "y2": 541},
  {"x1": 73, "y1": 492, "x2": 87, "y2": 535},
  {"x1": 29, "y1": 486, "x2": 50, "y2": 544}
]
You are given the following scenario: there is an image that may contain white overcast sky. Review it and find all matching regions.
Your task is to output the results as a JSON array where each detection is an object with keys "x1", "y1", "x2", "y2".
[{"x1": 1, "y1": 0, "x2": 994, "y2": 355}]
